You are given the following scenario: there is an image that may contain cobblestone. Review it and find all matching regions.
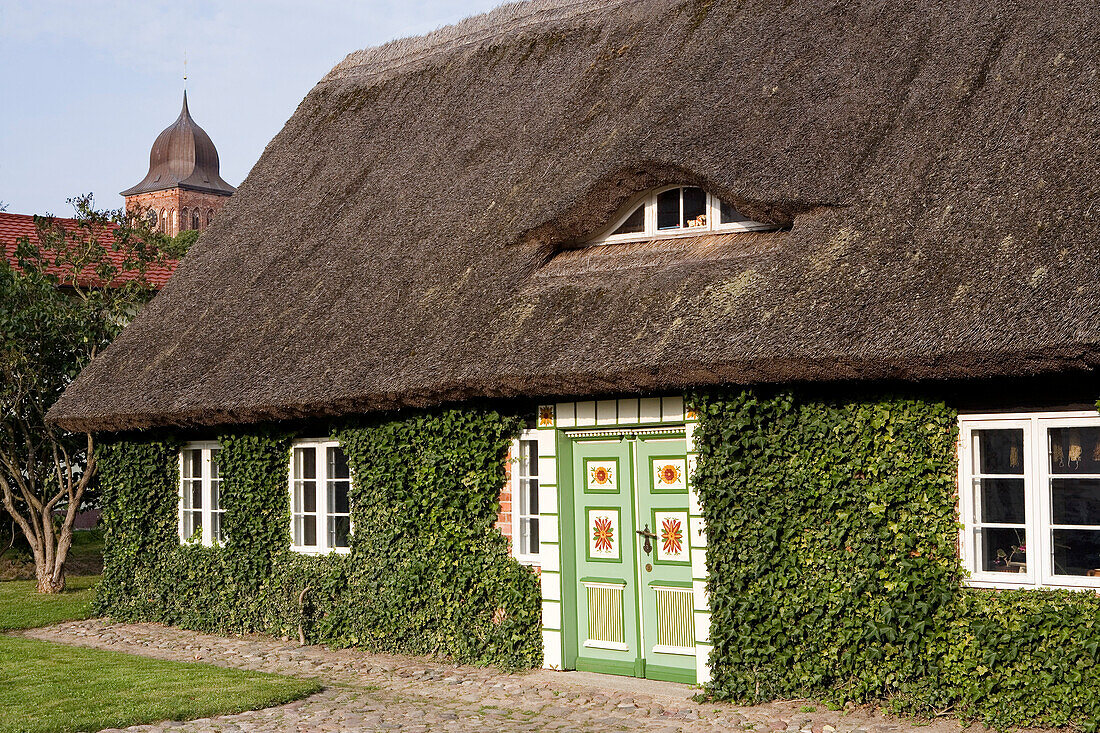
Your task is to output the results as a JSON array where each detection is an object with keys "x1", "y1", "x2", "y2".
[{"x1": 24, "y1": 620, "x2": 991, "y2": 732}]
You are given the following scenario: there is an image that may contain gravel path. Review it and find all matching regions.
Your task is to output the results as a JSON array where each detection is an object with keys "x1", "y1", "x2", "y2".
[{"x1": 24, "y1": 620, "x2": 987, "y2": 732}]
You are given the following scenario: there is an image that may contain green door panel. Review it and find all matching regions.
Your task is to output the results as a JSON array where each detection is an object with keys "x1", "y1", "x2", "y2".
[
  {"x1": 635, "y1": 435, "x2": 696, "y2": 682},
  {"x1": 570, "y1": 438, "x2": 639, "y2": 676}
]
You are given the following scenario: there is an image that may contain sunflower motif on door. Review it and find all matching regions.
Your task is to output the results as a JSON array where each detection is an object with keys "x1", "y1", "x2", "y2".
[
  {"x1": 586, "y1": 460, "x2": 617, "y2": 492},
  {"x1": 651, "y1": 458, "x2": 686, "y2": 492},
  {"x1": 588, "y1": 509, "x2": 620, "y2": 559},
  {"x1": 657, "y1": 464, "x2": 682, "y2": 486},
  {"x1": 592, "y1": 517, "x2": 615, "y2": 553},
  {"x1": 661, "y1": 517, "x2": 683, "y2": 556},
  {"x1": 653, "y1": 510, "x2": 689, "y2": 562}
]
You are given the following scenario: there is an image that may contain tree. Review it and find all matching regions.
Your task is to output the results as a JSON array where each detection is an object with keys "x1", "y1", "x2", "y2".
[{"x1": 0, "y1": 195, "x2": 165, "y2": 592}]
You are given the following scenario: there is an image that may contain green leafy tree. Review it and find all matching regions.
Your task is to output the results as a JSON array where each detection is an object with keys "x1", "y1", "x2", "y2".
[{"x1": 0, "y1": 195, "x2": 165, "y2": 592}]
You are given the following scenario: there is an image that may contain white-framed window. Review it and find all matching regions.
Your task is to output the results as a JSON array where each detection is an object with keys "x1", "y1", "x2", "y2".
[
  {"x1": 512, "y1": 432, "x2": 540, "y2": 564},
  {"x1": 959, "y1": 410, "x2": 1100, "y2": 589},
  {"x1": 589, "y1": 185, "x2": 778, "y2": 245},
  {"x1": 179, "y1": 441, "x2": 223, "y2": 546},
  {"x1": 290, "y1": 440, "x2": 351, "y2": 554}
]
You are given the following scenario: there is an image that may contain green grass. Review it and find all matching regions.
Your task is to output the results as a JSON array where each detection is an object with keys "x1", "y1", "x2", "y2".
[
  {"x1": 0, "y1": 577, "x2": 321, "y2": 733},
  {"x1": 0, "y1": 576, "x2": 98, "y2": 632},
  {"x1": 0, "y1": 636, "x2": 320, "y2": 733},
  {"x1": 67, "y1": 529, "x2": 103, "y2": 559}
]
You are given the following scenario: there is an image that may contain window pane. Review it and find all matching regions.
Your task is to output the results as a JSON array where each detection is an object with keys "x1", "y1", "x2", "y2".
[
  {"x1": 295, "y1": 447, "x2": 316, "y2": 480},
  {"x1": 303, "y1": 482, "x2": 316, "y2": 513},
  {"x1": 183, "y1": 512, "x2": 195, "y2": 540},
  {"x1": 720, "y1": 200, "x2": 750, "y2": 224},
  {"x1": 657, "y1": 189, "x2": 679, "y2": 230},
  {"x1": 976, "y1": 526, "x2": 1027, "y2": 573},
  {"x1": 328, "y1": 447, "x2": 350, "y2": 480},
  {"x1": 183, "y1": 449, "x2": 202, "y2": 479},
  {"x1": 682, "y1": 187, "x2": 706, "y2": 227},
  {"x1": 210, "y1": 481, "x2": 221, "y2": 511},
  {"x1": 329, "y1": 516, "x2": 350, "y2": 548},
  {"x1": 1052, "y1": 479, "x2": 1100, "y2": 525},
  {"x1": 1050, "y1": 428, "x2": 1100, "y2": 474},
  {"x1": 190, "y1": 480, "x2": 203, "y2": 510},
  {"x1": 210, "y1": 449, "x2": 220, "y2": 479},
  {"x1": 975, "y1": 429, "x2": 1024, "y2": 475},
  {"x1": 303, "y1": 515, "x2": 316, "y2": 546},
  {"x1": 521, "y1": 478, "x2": 539, "y2": 515},
  {"x1": 977, "y1": 478, "x2": 1025, "y2": 524},
  {"x1": 1053, "y1": 529, "x2": 1100, "y2": 576},
  {"x1": 522, "y1": 518, "x2": 540, "y2": 555},
  {"x1": 212, "y1": 513, "x2": 223, "y2": 544},
  {"x1": 612, "y1": 205, "x2": 644, "y2": 235},
  {"x1": 520, "y1": 439, "x2": 537, "y2": 478},
  {"x1": 329, "y1": 481, "x2": 350, "y2": 515}
]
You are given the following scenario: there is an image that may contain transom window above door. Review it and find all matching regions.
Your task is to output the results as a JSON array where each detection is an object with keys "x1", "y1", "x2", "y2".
[
  {"x1": 959, "y1": 412, "x2": 1100, "y2": 589},
  {"x1": 290, "y1": 440, "x2": 352, "y2": 554},
  {"x1": 590, "y1": 186, "x2": 777, "y2": 245}
]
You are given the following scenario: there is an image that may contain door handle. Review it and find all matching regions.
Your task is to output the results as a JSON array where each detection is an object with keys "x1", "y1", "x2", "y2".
[{"x1": 636, "y1": 524, "x2": 657, "y2": 556}]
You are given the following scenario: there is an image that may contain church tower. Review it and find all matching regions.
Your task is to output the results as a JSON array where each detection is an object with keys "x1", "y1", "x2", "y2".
[{"x1": 122, "y1": 92, "x2": 235, "y2": 237}]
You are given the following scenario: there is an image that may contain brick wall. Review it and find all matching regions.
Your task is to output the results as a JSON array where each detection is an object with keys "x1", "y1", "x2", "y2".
[
  {"x1": 496, "y1": 443, "x2": 513, "y2": 548},
  {"x1": 125, "y1": 189, "x2": 231, "y2": 237}
]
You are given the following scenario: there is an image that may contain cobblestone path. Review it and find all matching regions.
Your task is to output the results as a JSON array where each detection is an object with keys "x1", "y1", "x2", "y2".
[{"x1": 24, "y1": 620, "x2": 980, "y2": 733}]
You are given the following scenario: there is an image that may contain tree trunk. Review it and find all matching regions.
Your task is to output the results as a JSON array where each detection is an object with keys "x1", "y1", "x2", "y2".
[
  {"x1": 29, "y1": 522, "x2": 70, "y2": 594},
  {"x1": 35, "y1": 564, "x2": 65, "y2": 593}
]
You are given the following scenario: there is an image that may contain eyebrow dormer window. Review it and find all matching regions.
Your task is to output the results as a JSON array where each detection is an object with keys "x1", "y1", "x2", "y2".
[{"x1": 601, "y1": 186, "x2": 776, "y2": 244}]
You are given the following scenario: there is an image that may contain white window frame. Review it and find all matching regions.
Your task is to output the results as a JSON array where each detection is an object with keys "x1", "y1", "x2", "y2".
[
  {"x1": 512, "y1": 430, "x2": 541, "y2": 566},
  {"x1": 959, "y1": 410, "x2": 1100, "y2": 590},
  {"x1": 589, "y1": 185, "x2": 778, "y2": 245},
  {"x1": 178, "y1": 441, "x2": 223, "y2": 546},
  {"x1": 289, "y1": 439, "x2": 352, "y2": 555}
]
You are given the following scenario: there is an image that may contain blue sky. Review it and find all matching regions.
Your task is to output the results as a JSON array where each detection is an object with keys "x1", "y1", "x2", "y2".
[{"x1": 0, "y1": 0, "x2": 500, "y2": 216}]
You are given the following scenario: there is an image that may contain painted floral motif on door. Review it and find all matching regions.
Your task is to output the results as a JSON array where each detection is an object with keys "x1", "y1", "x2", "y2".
[
  {"x1": 653, "y1": 510, "x2": 689, "y2": 563},
  {"x1": 585, "y1": 459, "x2": 618, "y2": 493},
  {"x1": 661, "y1": 516, "x2": 683, "y2": 555},
  {"x1": 588, "y1": 509, "x2": 620, "y2": 560},
  {"x1": 651, "y1": 458, "x2": 687, "y2": 492}
]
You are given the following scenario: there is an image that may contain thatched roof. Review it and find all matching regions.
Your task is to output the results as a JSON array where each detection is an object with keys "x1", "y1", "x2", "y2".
[{"x1": 50, "y1": 0, "x2": 1100, "y2": 432}]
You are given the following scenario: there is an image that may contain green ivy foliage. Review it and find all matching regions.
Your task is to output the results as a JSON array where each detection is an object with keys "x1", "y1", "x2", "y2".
[
  {"x1": 94, "y1": 436, "x2": 181, "y2": 619},
  {"x1": 692, "y1": 389, "x2": 1100, "y2": 730},
  {"x1": 93, "y1": 407, "x2": 541, "y2": 670}
]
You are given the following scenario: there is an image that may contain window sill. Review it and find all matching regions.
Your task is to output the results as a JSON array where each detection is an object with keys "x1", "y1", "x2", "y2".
[
  {"x1": 290, "y1": 547, "x2": 351, "y2": 556},
  {"x1": 966, "y1": 577, "x2": 1100, "y2": 593}
]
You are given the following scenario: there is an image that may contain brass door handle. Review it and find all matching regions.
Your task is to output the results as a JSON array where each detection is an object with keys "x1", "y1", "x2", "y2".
[{"x1": 636, "y1": 524, "x2": 657, "y2": 556}]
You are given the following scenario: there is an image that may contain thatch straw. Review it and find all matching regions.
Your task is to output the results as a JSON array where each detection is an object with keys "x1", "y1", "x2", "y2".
[{"x1": 49, "y1": 0, "x2": 1100, "y2": 432}]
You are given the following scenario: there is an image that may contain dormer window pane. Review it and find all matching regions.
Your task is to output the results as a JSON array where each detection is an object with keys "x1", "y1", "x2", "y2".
[
  {"x1": 683, "y1": 187, "x2": 706, "y2": 227},
  {"x1": 613, "y1": 205, "x2": 645, "y2": 235},
  {"x1": 657, "y1": 189, "x2": 679, "y2": 229},
  {"x1": 720, "y1": 200, "x2": 750, "y2": 225}
]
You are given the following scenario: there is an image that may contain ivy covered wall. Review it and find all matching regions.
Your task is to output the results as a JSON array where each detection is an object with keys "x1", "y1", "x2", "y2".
[
  {"x1": 692, "y1": 389, "x2": 1100, "y2": 730},
  {"x1": 96, "y1": 391, "x2": 1100, "y2": 728},
  {"x1": 94, "y1": 408, "x2": 542, "y2": 670}
]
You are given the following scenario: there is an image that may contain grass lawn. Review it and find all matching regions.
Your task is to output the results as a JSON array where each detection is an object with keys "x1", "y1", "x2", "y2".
[
  {"x1": 0, "y1": 576, "x2": 98, "y2": 632},
  {"x1": 0, "y1": 636, "x2": 320, "y2": 733},
  {"x1": 0, "y1": 577, "x2": 321, "y2": 733}
]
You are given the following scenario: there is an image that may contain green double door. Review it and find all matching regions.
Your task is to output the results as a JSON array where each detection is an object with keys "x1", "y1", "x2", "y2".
[{"x1": 570, "y1": 432, "x2": 695, "y2": 683}]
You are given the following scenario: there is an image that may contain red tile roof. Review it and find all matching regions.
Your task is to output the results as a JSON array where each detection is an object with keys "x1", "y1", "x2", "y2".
[{"x1": 0, "y1": 212, "x2": 177, "y2": 288}]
